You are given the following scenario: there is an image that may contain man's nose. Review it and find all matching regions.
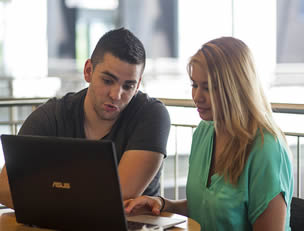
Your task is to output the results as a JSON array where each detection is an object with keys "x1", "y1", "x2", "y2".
[{"x1": 109, "y1": 85, "x2": 122, "y2": 101}]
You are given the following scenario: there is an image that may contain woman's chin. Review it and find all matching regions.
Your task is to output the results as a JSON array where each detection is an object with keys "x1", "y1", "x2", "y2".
[{"x1": 199, "y1": 114, "x2": 213, "y2": 121}]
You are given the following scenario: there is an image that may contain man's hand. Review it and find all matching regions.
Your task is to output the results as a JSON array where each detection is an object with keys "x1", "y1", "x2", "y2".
[{"x1": 0, "y1": 165, "x2": 14, "y2": 208}]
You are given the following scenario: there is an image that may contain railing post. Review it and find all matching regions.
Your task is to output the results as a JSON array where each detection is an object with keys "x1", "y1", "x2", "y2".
[
  {"x1": 297, "y1": 136, "x2": 301, "y2": 197},
  {"x1": 174, "y1": 126, "x2": 179, "y2": 200},
  {"x1": 9, "y1": 106, "x2": 18, "y2": 135},
  {"x1": 32, "y1": 105, "x2": 39, "y2": 111},
  {"x1": 160, "y1": 164, "x2": 165, "y2": 197},
  {"x1": 14, "y1": 123, "x2": 18, "y2": 135}
]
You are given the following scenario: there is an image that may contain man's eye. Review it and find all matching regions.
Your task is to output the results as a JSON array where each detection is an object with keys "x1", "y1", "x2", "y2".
[
  {"x1": 103, "y1": 78, "x2": 113, "y2": 85},
  {"x1": 123, "y1": 84, "x2": 135, "y2": 91}
]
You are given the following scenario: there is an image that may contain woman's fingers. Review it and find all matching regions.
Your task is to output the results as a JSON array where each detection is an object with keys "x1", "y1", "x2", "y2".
[
  {"x1": 123, "y1": 198, "x2": 133, "y2": 208},
  {"x1": 124, "y1": 196, "x2": 160, "y2": 215},
  {"x1": 124, "y1": 196, "x2": 147, "y2": 214},
  {"x1": 151, "y1": 197, "x2": 163, "y2": 215}
]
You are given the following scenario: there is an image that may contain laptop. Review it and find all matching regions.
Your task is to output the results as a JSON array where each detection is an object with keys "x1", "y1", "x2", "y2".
[{"x1": 1, "y1": 134, "x2": 185, "y2": 230}]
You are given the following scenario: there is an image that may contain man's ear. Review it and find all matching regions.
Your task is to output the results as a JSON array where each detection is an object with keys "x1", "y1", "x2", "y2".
[
  {"x1": 84, "y1": 59, "x2": 93, "y2": 83},
  {"x1": 136, "y1": 77, "x2": 142, "y2": 92}
]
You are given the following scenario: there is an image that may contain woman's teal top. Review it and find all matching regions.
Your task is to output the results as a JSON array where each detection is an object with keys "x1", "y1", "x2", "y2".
[{"x1": 186, "y1": 120, "x2": 293, "y2": 231}]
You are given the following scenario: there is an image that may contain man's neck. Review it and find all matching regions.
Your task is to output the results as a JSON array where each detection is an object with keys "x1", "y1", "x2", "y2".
[
  {"x1": 83, "y1": 98, "x2": 116, "y2": 140},
  {"x1": 84, "y1": 118, "x2": 114, "y2": 140}
]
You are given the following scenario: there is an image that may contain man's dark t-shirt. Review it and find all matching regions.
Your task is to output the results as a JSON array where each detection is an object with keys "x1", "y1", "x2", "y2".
[{"x1": 18, "y1": 88, "x2": 171, "y2": 196}]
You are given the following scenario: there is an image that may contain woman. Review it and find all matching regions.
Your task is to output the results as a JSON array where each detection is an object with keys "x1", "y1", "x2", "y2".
[{"x1": 124, "y1": 37, "x2": 294, "y2": 231}]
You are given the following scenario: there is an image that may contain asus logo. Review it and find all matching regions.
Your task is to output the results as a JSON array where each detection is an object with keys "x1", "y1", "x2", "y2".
[{"x1": 52, "y1": 181, "x2": 71, "y2": 189}]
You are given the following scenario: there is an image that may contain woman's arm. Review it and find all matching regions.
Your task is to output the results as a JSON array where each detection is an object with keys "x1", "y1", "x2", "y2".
[
  {"x1": 253, "y1": 193, "x2": 286, "y2": 231},
  {"x1": 162, "y1": 198, "x2": 188, "y2": 216},
  {"x1": 124, "y1": 196, "x2": 188, "y2": 217}
]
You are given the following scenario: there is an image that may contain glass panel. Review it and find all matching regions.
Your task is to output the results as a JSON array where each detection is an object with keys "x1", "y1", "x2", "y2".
[
  {"x1": 273, "y1": 0, "x2": 304, "y2": 105},
  {"x1": 277, "y1": 0, "x2": 304, "y2": 63}
]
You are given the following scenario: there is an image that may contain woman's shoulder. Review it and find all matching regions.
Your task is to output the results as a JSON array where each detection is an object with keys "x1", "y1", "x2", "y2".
[
  {"x1": 252, "y1": 130, "x2": 284, "y2": 152},
  {"x1": 249, "y1": 130, "x2": 291, "y2": 166}
]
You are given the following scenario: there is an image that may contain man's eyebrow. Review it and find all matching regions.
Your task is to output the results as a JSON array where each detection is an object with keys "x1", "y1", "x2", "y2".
[
  {"x1": 101, "y1": 71, "x2": 119, "y2": 81},
  {"x1": 125, "y1": 80, "x2": 137, "y2": 85},
  {"x1": 101, "y1": 71, "x2": 138, "y2": 84}
]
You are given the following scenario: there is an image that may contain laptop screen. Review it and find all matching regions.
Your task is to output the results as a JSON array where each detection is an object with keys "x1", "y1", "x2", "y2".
[{"x1": 1, "y1": 134, "x2": 129, "y2": 230}]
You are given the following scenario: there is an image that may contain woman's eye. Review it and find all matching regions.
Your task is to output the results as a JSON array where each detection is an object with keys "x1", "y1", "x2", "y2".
[{"x1": 191, "y1": 83, "x2": 198, "y2": 88}]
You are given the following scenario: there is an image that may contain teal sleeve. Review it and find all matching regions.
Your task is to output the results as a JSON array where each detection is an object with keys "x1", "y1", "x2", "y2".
[{"x1": 247, "y1": 133, "x2": 293, "y2": 224}]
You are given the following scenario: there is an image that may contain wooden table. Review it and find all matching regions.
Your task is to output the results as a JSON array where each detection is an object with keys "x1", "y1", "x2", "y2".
[{"x1": 0, "y1": 208, "x2": 200, "y2": 230}]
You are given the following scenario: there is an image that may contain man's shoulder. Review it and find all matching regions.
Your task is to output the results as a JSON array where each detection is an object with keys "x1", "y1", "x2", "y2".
[
  {"x1": 117, "y1": 90, "x2": 170, "y2": 130},
  {"x1": 20, "y1": 88, "x2": 87, "y2": 137},
  {"x1": 131, "y1": 91, "x2": 166, "y2": 110},
  {"x1": 123, "y1": 91, "x2": 169, "y2": 122},
  {"x1": 42, "y1": 88, "x2": 87, "y2": 110}
]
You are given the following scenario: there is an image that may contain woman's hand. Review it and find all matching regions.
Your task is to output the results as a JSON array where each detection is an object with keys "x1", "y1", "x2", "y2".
[{"x1": 124, "y1": 196, "x2": 164, "y2": 216}]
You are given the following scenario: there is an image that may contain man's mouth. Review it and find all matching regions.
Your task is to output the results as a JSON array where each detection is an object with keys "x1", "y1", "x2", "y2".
[{"x1": 104, "y1": 104, "x2": 118, "y2": 112}]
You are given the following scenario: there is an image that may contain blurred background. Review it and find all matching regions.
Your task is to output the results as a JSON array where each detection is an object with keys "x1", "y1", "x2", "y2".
[{"x1": 0, "y1": 0, "x2": 304, "y2": 199}]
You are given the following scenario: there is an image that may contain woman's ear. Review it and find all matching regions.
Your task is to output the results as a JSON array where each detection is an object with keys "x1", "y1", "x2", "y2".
[{"x1": 84, "y1": 59, "x2": 93, "y2": 83}]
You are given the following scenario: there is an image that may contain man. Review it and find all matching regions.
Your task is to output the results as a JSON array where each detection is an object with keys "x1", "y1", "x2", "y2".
[{"x1": 0, "y1": 28, "x2": 170, "y2": 208}]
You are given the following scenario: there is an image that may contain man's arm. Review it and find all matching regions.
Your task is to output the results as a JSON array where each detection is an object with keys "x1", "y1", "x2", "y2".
[
  {"x1": 0, "y1": 165, "x2": 13, "y2": 208},
  {"x1": 118, "y1": 97, "x2": 170, "y2": 199},
  {"x1": 118, "y1": 150, "x2": 163, "y2": 200}
]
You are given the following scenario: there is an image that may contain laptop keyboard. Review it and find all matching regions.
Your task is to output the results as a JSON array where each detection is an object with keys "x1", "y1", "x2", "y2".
[{"x1": 127, "y1": 220, "x2": 160, "y2": 230}]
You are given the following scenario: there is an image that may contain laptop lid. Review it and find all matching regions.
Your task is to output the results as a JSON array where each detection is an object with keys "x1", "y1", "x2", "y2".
[
  {"x1": 1, "y1": 134, "x2": 129, "y2": 230},
  {"x1": 1, "y1": 134, "x2": 186, "y2": 230}
]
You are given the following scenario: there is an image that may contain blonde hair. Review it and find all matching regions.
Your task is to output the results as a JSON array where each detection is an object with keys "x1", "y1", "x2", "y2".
[{"x1": 188, "y1": 37, "x2": 287, "y2": 184}]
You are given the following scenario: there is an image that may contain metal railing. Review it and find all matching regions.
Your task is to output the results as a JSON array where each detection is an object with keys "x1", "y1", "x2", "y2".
[
  {"x1": 0, "y1": 97, "x2": 303, "y2": 198},
  {"x1": 0, "y1": 98, "x2": 48, "y2": 135}
]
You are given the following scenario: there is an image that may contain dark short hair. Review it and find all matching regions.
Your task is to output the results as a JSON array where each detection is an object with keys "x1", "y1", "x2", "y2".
[{"x1": 90, "y1": 27, "x2": 146, "y2": 70}]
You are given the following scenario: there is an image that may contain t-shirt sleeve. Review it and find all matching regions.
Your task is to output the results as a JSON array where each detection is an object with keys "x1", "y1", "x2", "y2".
[
  {"x1": 18, "y1": 103, "x2": 56, "y2": 136},
  {"x1": 247, "y1": 133, "x2": 293, "y2": 224},
  {"x1": 125, "y1": 101, "x2": 171, "y2": 156}
]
